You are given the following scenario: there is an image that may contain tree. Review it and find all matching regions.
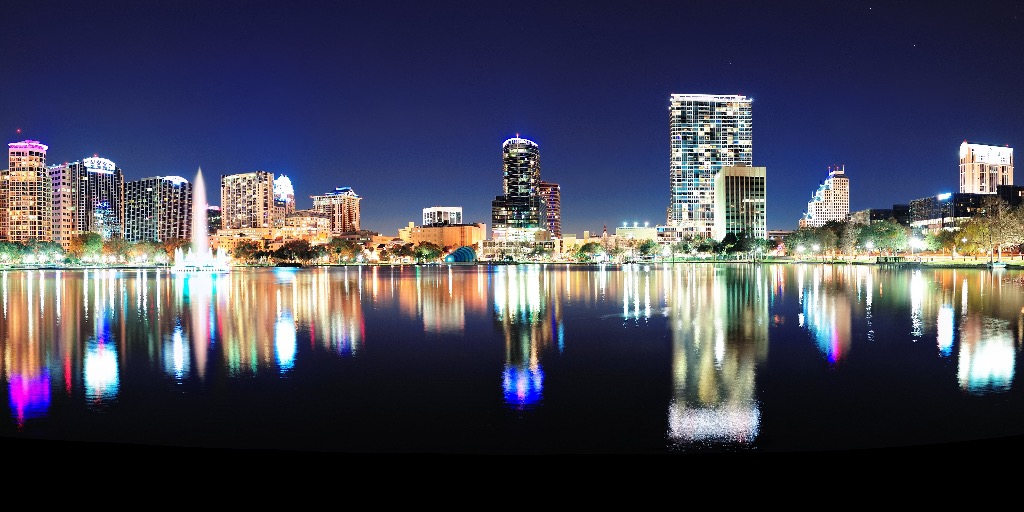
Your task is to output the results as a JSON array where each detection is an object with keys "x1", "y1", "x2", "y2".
[
  {"x1": 71, "y1": 233, "x2": 104, "y2": 261},
  {"x1": 577, "y1": 242, "x2": 604, "y2": 262},
  {"x1": 327, "y1": 238, "x2": 362, "y2": 263},
  {"x1": 414, "y1": 241, "x2": 443, "y2": 263},
  {"x1": 231, "y1": 240, "x2": 262, "y2": 264},
  {"x1": 162, "y1": 238, "x2": 191, "y2": 261},
  {"x1": 102, "y1": 237, "x2": 133, "y2": 262},
  {"x1": 274, "y1": 239, "x2": 314, "y2": 263},
  {"x1": 637, "y1": 239, "x2": 659, "y2": 260}
]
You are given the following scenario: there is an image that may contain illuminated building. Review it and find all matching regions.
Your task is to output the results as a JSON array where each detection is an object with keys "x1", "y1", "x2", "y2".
[
  {"x1": 220, "y1": 171, "x2": 274, "y2": 229},
  {"x1": 206, "y1": 205, "x2": 221, "y2": 234},
  {"x1": 538, "y1": 181, "x2": 561, "y2": 238},
  {"x1": 909, "y1": 192, "x2": 984, "y2": 232},
  {"x1": 800, "y1": 165, "x2": 849, "y2": 228},
  {"x1": 311, "y1": 186, "x2": 361, "y2": 235},
  {"x1": 491, "y1": 136, "x2": 546, "y2": 241},
  {"x1": 406, "y1": 223, "x2": 486, "y2": 249},
  {"x1": 124, "y1": 176, "x2": 193, "y2": 243},
  {"x1": 273, "y1": 174, "x2": 296, "y2": 227},
  {"x1": 960, "y1": 141, "x2": 1013, "y2": 194},
  {"x1": 2, "y1": 140, "x2": 51, "y2": 242},
  {"x1": 713, "y1": 165, "x2": 766, "y2": 242},
  {"x1": 274, "y1": 174, "x2": 296, "y2": 213},
  {"x1": 422, "y1": 206, "x2": 462, "y2": 226},
  {"x1": 49, "y1": 157, "x2": 126, "y2": 248},
  {"x1": 280, "y1": 209, "x2": 331, "y2": 244},
  {"x1": 668, "y1": 94, "x2": 753, "y2": 238}
]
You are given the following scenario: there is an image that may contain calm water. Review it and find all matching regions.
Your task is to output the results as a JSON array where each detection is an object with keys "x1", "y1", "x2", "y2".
[{"x1": 2, "y1": 262, "x2": 1023, "y2": 455}]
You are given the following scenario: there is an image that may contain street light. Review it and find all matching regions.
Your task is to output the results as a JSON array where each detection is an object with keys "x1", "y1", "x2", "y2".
[
  {"x1": 812, "y1": 244, "x2": 821, "y2": 262},
  {"x1": 797, "y1": 245, "x2": 806, "y2": 261}
]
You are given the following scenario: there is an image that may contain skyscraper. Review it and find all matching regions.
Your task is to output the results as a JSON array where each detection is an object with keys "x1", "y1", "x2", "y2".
[
  {"x1": 2, "y1": 140, "x2": 51, "y2": 242},
  {"x1": 124, "y1": 176, "x2": 193, "y2": 243},
  {"x1": 311, "y1": 186, "x2": 361, "y2": 235},
  {"x1": 49, "y1": 156, "x2": 125, "y2": 248},
  {"x1": 960, "y1": 141, "x2": 1013, "y2": 194},
  {"x1": 713, "y1": 165, "x2": 766, "y2": 241},
  {"x1": 423, "y1": 206, "x2": 462, "y2": 226},
  {"x1": 491, "y1": 136, "x2": 546, "y2": 241},
  {"x1": 800, "y1": 165, "x2": 849, "y2": 228},
  {"x1": 538, "y1": 181, "x2": 561, "y2": 239},
  {"x1": 668, "y1": 94, "x2": 753, "y2": 238},
  {"x1": 220, "y1": 171, "x2": 274, "y2": 229}
]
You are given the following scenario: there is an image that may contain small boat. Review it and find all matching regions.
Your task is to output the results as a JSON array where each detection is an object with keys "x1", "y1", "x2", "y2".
[{"x1": 989, "y1": 261, "x2": 1007, "y2": 269}]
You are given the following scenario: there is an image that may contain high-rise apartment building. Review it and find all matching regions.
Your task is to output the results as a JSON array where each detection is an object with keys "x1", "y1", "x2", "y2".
[
  {"x1": 49, "y1": 157, "x2": 125, "y2": 248},
  {"x1": 800, "y1": 165, "x2": 849, "y2": 228},
  {"x1": 311, "y1": 186, "x2": 361, "y2": 235},
  {"x1": 960, "y1": 141, "x2": 1013, "y2": 194},
  {"x1": 273, "y1": 174, "x2": 296, "y2": 227},
  {"x1": 538, "y1": 181, "x2": 561, "y2": 239},
  {"x1": 220, "y1": 171, "x2": 274, "y2": 229},
  {"x1": 491, "y1": 136, "x2": 546, "y2": 241},
  {"x1": 124, "y1": 176, "x2": 193, "y2": 243},
  {"x1": 712, "y1": 165, "x2": 766, "y2": 241},
  {"x1": 2, "y1": 140, "x2": 52, "y2": 242},
  {"x1": 668, "y1": 94, "x2": 753, "y2": 238},
  {"x1": 423, "y1": 206, "x2": 462, "y2": 226}
]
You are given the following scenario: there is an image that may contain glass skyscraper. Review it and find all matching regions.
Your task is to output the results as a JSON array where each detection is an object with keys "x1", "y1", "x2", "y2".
[
  {"x1": 669, "y1": 94, "x2": 752, "y2": 238},
  {"x1": 491, "y1": 136, "x2": 545, "y2": 241}
]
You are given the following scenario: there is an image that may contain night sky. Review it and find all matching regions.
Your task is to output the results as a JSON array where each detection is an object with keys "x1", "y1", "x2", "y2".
[{"x1": 3, "y1": 1, "x2": 1022, "y2": 236}]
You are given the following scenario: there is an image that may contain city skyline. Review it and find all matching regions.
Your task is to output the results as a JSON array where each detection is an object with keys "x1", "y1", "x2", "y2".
[{"x1": 2, "y1": 1, "x2": 1021, "y2": 237}]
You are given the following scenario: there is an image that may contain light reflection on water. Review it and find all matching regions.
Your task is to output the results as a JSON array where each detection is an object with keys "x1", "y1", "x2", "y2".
[{"x1": 1, "y1": 263, "x2": 1023, "y2": 453}]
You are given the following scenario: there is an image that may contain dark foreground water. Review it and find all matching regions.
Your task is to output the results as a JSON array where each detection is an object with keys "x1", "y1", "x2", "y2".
[{"x1": 2, "y1": 262, "x2": 1023, "y2": 456}]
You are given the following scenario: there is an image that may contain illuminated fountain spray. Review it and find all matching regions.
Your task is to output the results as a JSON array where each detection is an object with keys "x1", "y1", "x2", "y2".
[{"x1": 172, "y1": 167, "x2": 230, "y2": 272}]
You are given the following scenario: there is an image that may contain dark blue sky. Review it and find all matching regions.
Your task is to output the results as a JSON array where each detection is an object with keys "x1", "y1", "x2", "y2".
[{"x1": 3, "y1": 1, "x2": 1021, "y2": 236}]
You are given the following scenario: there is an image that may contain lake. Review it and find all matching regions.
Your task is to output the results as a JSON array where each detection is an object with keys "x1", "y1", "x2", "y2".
[{"x1": 2, "y1": 262, "x2": 1023, "y2": 456}]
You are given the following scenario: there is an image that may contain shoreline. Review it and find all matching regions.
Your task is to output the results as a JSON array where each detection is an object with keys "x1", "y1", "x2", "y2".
[{"x1": 1, "y1": 257, "x2": 1021, "y2": 271}]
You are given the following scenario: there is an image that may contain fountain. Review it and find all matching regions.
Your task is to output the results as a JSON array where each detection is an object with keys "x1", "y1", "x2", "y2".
[{"x1": 172, "y1": 167, "x2": 231, "y2": 272}]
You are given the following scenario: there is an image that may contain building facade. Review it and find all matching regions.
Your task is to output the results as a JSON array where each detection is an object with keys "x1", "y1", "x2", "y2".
[
  {"x1": 491, "y1": 136, "x2": 546, "y2": 241},
  {"x1": 406, "y1": 223, "x2": 486, "y2": 249},
  {"x1": 49, "y1": 157, "x2": 125, "y2": 248},
  {"x1": 712, "y1": 165, "x2": 766, "y2": 241},
  {"x1": 2, "y1": 140, "x2": 51, "y2": 242},
  {"x1": 960, "y1": 141, "x2": 1013, "y2": 194},
  {"x1": 311, "y1": 186, "x2": 361, "y2": 235},
  {"x1": 800, "y1": 165, "x2": 849, "y2": 228},
  {"x1": 221, "y1": 171, "x2": 275, "y2": 230},
  {"x1": 538, "y1": 180, "x2": 561, "y2": 239},
  {"x1": 423, "y1": 206, "x2": 462, "y2": 226},
  {"x1": 909, "y1": 192, "x2": 985, "y2": 232},
  {"x1": 668, "y1": 94, "x2": 753, "y2": 238},
  {"x1": 124, "y1": 176, "x2": 193, "y2": 243}
]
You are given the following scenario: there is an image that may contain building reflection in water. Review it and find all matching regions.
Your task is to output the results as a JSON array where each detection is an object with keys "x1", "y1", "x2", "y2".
[
  {"x1": 947, "y1": 270, "x2": 1019, "y2": 393},
  {"x1": 797, "y1": 264, "x2": 853, "y2": 365},
  {"x1": 666, "y1": 264, "x2": 767, "y2": 449},
  {"x1": 493, "y1": 264, "x2": 565, "y2": 410}
]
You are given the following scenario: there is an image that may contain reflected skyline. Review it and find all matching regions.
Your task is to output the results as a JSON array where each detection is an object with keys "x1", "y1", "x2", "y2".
[{"x1": 1, "y1": 264, "x2": 1023, "y2": 453}]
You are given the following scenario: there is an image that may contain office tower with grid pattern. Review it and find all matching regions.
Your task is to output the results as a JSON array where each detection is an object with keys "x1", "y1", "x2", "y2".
[
  {"x1": 124, "y1": 176, "x2": 193, "y2": 242},
  {"x1": 668, "y1": 94, "x2": 752, "y2": 238},
  {"x1": 2, "y1": 140, "x2": 52, "y2": 242},
  {"x1": 221, "y1": 171, "x2": 275, "y2": 229}
]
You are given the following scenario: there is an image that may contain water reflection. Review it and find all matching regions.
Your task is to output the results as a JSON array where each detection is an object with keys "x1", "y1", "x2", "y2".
[
  {"x1": 0, "y1": 264, "x2": 1022, "y2": 452},
  {"x1": 667, "y1": 264, "x2": 766, "y2": 449}
]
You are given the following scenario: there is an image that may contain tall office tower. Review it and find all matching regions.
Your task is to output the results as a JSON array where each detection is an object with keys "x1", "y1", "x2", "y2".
[
  {"x1": 712, "y1": 165, "x2": 766, "y2": 241},
  {"x1": 538, "y1": 180, "x2": 561, "y2": 239},
  {"x1": 668, "y1": 94, "x2": 753, "y2": 238},
  {"x1": 124, "y1": 176, "x2": 193, "y2": 242},
  {"x1": 960, "y1": 141, "x2": 1013, "y2": 194},
  {"x1": 206, "y1": 205, "x2": 221, "y2": 234},
  {"x1": 220, "y1": 171, "x2": 274, "y2": 229},
  {"x1": 49, "y1": 157, "x2": 125, "y2": 248},
  {"x1": 2, "y1": 140, "x2": 52, "y2": 242},
  {"x1": 800, "y1": 165, "x2": 849, "y2": 228},
  {"x1": 273, "y1": 174, "x2": 296, "y2": 227},
  {"x1": 423, "y1": 206, "x2": 462, "y2": 226},
  {"x1": 491, "y1": 136, "x2": 546, "y2": 241},
  {"x1": 311, "y1": 186, "x2": 361, "y2": 235}
]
